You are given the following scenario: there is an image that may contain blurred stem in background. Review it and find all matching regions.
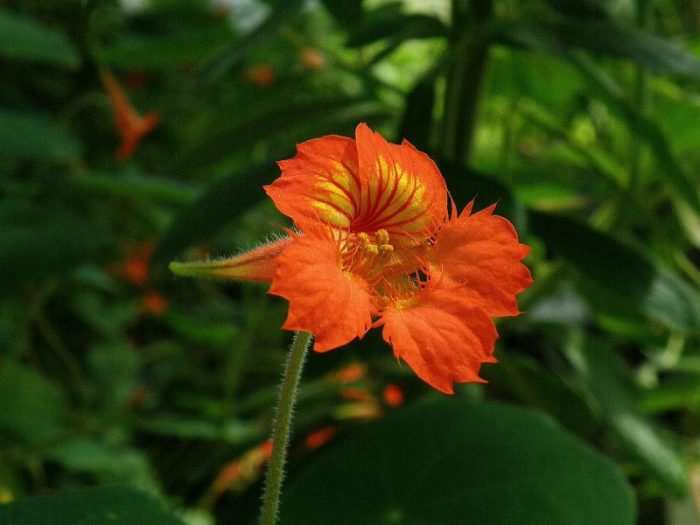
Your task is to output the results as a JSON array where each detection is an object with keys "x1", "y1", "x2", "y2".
[
  {"x1": 439, "y1": 0, "x2": 492, "y2": 164},
  {"x1": 615, "y1": 0, "x2": 653, "y2": 230},
  {"x1": 629, "y1": 0, "x2": 651, "y2": 188}
]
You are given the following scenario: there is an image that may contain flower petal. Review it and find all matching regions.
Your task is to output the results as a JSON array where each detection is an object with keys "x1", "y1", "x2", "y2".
[
  {"x1": 379, "y1": 284, "x2": 498, "y2": 394},
  {"x1": 354, "y1": 123, "x2": 447, "y2": 244},
  {"x1": 431, "y1": 203, "x2": 532, "y2": 317},
  {"x1": 265, "y1": 135, "x2": 361, "y2": 231},
  {"x1": 269, "y1": 232, "x2": 374, "y2": 351}
]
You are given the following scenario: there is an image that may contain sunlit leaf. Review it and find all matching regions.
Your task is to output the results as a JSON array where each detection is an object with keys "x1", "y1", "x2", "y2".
[
  {"x1": 500, "y1": 15, "x2": 700, "y2": 79},
  {"x1": 571, "y1": 55, "x2": 700, "y2": 216}
]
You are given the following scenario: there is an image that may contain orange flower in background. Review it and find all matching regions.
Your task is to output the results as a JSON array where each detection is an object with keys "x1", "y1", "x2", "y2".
[
  {"x1": 340, "y1": 387, "x2": 375, "y2": 402},
  {"x1": 334, "y1": 401, "x2": 383, "y2": 420},
  {"x1": 121, "y1": 240, "x2": 155, "y2": 286},
  {"x1": 244, "y1": 64, "x2": 276, "y2": 87},
  {"x1": 305, "y1": 426, "x2": 337, "y2": 450},
  {"x1": 382, "y1": 384, "x2": 404, "y2": 407},
  {"x1": 299, "y1": 48, "x2": 326, "y2": 71},
  {"x1": 143, "y1": 291, "x2": 168, "y2": 316},
  {"x1": 266, "y1": 123, "x2": 532, "y2": 394},
  {"x1": 210, "y1": 440, "x2": 273, "y2": 498},
  {"x1": 100, "y1": 68, "x2": 159, "y2": 161},
  {"x1": 326, "y1": 362, "x2": 366, "y2": 384}
]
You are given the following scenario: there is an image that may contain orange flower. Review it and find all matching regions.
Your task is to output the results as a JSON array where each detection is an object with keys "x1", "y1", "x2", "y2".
[
  {"x1": 121, "y1": 241, "x2": 155, "y2": 286},
  {"x1": 304, "y1": 426, "x2": 337, "y2": 450},
  {"x1": 382, "y1": 384, "x2": 404, "y2": 407},
  {"x1": 143, "y1": 291, "x2": 168, "y2": 316},
  {"x1": 211, "y1": 439, "x2": 273, "y2": 497},
  {"x1": 265, "y1": 123, "x2": 532, "y2": 394},
  {"x1": 244, "y1": 64, "x2": 276, "y2": 87},
  {"x1": 100, "y1": 68, "x2": 159, "y2": 161},
  {"x1": 340, "y1": 387, "x2": 375, "y2": 402},
  {"x1": 334, "y1": 401, "x2": 383, "y2": 420},
  {"x1": 326, "y1": 362, "x2": 366, "y2": 384},
  {"x1": 299, "y1": 48, "x2": 326, "y2": 71}
]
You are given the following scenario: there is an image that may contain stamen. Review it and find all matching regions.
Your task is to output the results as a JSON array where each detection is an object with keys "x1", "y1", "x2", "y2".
[
  {"x1": 376, "y1": 229, "x2": 390, "y2": 245},
  {"x1": 378, "y1": 244, "x2": 394, "y2": 257}
]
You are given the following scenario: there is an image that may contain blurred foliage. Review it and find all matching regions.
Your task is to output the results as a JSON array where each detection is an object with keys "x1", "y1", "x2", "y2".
[{"x1": 2, "y1": 0, "x2": 700, "y2": 523}]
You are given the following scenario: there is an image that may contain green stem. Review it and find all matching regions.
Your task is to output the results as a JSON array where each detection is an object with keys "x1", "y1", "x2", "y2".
[
  {"x1": 439, "y1": 0, "x2": 493, "y2": 164},
  {"x1": 628, "y1": 0, "x2": 652, "y2": 195},
  {"x1": 613, "y1": 0, "x2": 652, "y2": 230},
  {"x1": 259, "y1": 330, "x2": 313, "y2": 525}
]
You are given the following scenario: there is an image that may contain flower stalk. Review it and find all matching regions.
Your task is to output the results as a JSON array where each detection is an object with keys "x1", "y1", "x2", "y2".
[{"x1": 259, "y1": 330, "x2": 313, "y2": 525}]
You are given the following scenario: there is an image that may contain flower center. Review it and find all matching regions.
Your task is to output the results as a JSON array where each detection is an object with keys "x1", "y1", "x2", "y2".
[
  {"x1": 341, "y1": 228, "x2": 429, "y2": 309},
  {"x1": 357, "y1": 229, "x2": 394, "y2": 259},
  {"x1": 342, "y1": 229, "x2": 396, "y2": 281}
]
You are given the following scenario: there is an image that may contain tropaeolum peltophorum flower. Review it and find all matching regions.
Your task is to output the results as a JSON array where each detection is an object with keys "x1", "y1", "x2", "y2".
[{"x1": 172, "y1": 123, "x2": 532, "y2": 394}]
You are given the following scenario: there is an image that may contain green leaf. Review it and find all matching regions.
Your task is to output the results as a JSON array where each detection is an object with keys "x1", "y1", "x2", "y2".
[
  {"x1": 0, "y1": 108, "x2": 81, "y2": 163},
  {"x1": 182, "y1": 94, "x2": 389, "y2": 169},
  {"x1": 501, "y1": 15, "x2": 700, "y2": 79},
  {"x1": 282, "y1": 399, "x2": 635, "y2": 524},
  {"x1": 496, "y1": 20, "x2": 700, "y2": 217},
  {"x1": 0, "y1": 361, "x2": 68, "y2": 445},
  {"x1": 564, "y1": 332, "x2": 688, "y2": 494},
  {"x1": 101, "y1": 25, "x2": 232, "y2": 69},
  {"x1": 134, "y1": 415, "x2": 259, "y2": 444},
  {"x1": 571, "y1": 54, "x2": 700, "y2": 216},
  {"x1": 398, "y1": 73, "x2": 436, "y2": 151},
  {"x1": 47, "y1": 439, "x2": 126, "y2": 474},
  {"x1": 163, "y1": 311, "x2": 238, "y2": 346},
  {"x1": 320, "y1": 0, "x2": 364, "y2": 27},
  {"x1": 0, "y1": 9, "x2": 79, "y2": 67},
  {"x1": 544, "y1": 0, "x2": 609, "y2": 19},
  {"x1": 194, "y1": 0, "x2": 304, "y2": 85},
  {"x1": 530, "y1": 211, "x2": 700, "y2": 334},
  {"x1": 438, "y1": 162, "x2": 526, "y2": 231},
  {"x1": 0, "y1": 486, "x2": 184, "y2": 525},
  {"x1": 71, "y1": 171, "x2": 198, "y2": 206},
  {"x1": 0, "y1": 203, "x2": 109, "y2": 291},
  {"x1": 348, "y1": 11, "x2": 447, "y2": 48},
  {"x1": 152, "y1": 158, "x2": 282, "y2": 265},
  {"x1": 484, "y1": 352, "x2": 596, "y2": 438},
  {"x1": 88, "y1": 342, "x2": 140, "y2": 411}
]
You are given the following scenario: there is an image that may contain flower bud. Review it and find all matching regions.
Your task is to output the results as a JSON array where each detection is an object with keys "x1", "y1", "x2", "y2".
[{"x1": 169, "y1": 237, "x2": 292, "y2": 283}]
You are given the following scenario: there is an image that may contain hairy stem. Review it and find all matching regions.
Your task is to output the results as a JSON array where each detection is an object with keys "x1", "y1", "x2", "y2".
[{"x1": 259, "y1": 330, "x2": 313, "y2": 525}]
